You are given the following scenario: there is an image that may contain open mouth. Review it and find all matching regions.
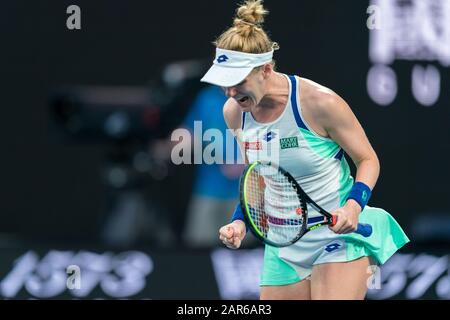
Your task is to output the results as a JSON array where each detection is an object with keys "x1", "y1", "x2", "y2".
[{"x1": 238, "y1": 96, "x2": 249, "y2": 103}]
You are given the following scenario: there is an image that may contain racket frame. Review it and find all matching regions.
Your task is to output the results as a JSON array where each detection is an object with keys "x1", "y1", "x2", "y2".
[{"x1": 240, "y1": 161, "x2": 336, "y2": 247}]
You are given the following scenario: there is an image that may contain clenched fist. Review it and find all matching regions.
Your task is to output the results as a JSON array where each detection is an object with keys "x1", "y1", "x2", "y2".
[{"x1": 219, "y1": 220, "x2": 246, "y2": 249}]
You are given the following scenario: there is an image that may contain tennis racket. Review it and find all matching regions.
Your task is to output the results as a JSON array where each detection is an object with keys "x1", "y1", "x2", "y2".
[{"x1": 239, "y1": 161, "x2": 373, "y2": 247}]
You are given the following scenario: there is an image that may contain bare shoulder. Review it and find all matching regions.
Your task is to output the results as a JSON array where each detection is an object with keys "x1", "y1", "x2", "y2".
[
  {"x1": 296, "y1": 77, "x2": 356, "y2": 136},
  {"x1": 223, "y1": 98, "x2": 242, "y2": 131},
  {"x1": 298, "y1": 76, "x2": 362, "y2": 140},
  {"x1": 298, "y1": 77, "x2": 349, "y2": 120}
]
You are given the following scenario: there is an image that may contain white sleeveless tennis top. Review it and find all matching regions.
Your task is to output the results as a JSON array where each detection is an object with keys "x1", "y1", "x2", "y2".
[{"x1": 241, "y1": 74, "x2": 354, "y2": 223}]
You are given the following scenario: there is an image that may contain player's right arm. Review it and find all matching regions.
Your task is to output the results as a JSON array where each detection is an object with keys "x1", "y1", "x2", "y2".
[{"x1": 218, "y1": 98, "x2": 247, "y2": 249}]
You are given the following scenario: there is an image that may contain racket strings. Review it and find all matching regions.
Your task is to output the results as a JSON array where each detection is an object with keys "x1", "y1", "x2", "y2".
[{"x1": 245, "y1": 165, "x2": 305, "y2": 244}]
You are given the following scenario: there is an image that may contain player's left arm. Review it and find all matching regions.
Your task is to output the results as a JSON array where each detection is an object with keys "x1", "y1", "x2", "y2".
[{"x1": 316, "y1": 91, "x2": 380, "y2": 233}]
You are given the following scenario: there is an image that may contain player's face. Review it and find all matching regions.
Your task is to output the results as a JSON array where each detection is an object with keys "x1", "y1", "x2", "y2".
[{"x1": 222, "y1": 66, "x2": 268, "y2": 111}]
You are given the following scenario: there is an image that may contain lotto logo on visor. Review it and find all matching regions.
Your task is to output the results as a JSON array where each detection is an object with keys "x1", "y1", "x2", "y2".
[
  {"x1": 212, "y1": 48, "x2": 273, "y2": 67},
  {"x1": 200, "y1": 48, "x2": 274, "y2": 87},
  {"x1": 217, "y1": 55, "x2": 229, "y2": 63}
]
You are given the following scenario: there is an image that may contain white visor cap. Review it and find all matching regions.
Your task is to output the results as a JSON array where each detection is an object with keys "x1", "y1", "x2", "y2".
[{"x1": 200, "y1": 48, "x2": 274, "y2": 87}]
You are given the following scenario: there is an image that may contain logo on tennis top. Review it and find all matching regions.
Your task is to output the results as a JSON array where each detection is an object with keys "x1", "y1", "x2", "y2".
[
  {"x1": 262, "y1": 131, "x2": 277, "y2": 142},
  {"x1": 244, "y1": 141, "x2": 262, "y2": 150},
  {"x1": 217, "y1": 55, "x2": 229, "y2": 63},
  {"x1": 279, "y1": 136, "x2": 299, "y2": 149}
]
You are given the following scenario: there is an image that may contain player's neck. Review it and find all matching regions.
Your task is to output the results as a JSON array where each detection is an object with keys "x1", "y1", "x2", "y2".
[
  {"x1": 251, "y1": 73, "x2": 289, "y2": 122},
  {"x1": 256, "y1": 72, "x2": 288, "y2": 109}
]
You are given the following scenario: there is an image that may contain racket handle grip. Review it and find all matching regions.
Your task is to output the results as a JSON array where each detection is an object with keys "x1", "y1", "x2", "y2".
[
  {"x1": 330, "y1": 215, "x2": 372, "y2": 237},
  {"x1": 331, "y1": 215, "x2": 338, "y2": 226},
  {"x1": 356, "y1": 223, "x2": 372, "y2": 237}
]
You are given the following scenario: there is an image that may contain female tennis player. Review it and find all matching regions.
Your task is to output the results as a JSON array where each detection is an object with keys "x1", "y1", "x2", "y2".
[{"x1": 201, "y1": 0, "x2": 409, "y2": 299}]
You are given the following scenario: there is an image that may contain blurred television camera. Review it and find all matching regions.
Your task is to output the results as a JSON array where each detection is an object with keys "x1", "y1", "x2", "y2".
[{"x1": 48, "y1": 59, "x2": 210, "y2": 248}]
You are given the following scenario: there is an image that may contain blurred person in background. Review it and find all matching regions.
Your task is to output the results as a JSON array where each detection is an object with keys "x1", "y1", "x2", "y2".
[{"x1": 180, "y1": 85, "x2": 247, "y2": 248}]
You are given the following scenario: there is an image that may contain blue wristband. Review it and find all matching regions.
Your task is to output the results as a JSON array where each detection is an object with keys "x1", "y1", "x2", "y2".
[
  {"x1": 231, "y1": 203, "x2": 249, "y2": 232},
  {"x1": 346, "y1": 182, "x2": 372, "y2": 211}
]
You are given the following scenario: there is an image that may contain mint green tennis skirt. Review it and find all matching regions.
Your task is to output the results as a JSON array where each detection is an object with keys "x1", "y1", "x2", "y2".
[{"x1": 260, "y1": 206, "x2": 410, "y2": 286}]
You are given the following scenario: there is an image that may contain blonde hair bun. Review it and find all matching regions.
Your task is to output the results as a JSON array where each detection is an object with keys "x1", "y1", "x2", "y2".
[
  {"x1": 233, "y1": 0, "x2": 268, "y2": 27},
  {"x1": 214, "y1": 0, "x2": 278, "y2": 54}
]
